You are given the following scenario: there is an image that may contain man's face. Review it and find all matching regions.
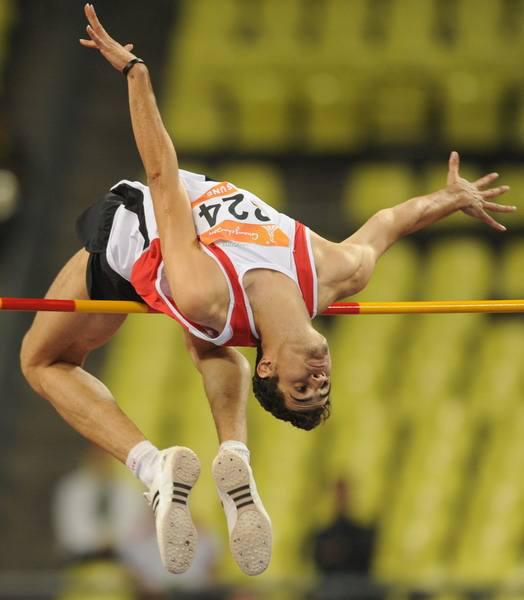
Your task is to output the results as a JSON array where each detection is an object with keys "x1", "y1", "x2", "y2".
[{"x1": 274, "y1": 341, "x2": 332, "y2": 412}]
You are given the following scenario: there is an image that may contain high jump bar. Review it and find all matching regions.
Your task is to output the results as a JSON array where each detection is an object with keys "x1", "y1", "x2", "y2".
[{"x1": 1, "y1": 298, "x2": 524, "y2": 315}]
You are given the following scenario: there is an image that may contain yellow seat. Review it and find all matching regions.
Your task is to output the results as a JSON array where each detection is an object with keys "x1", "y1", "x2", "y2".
[
  {"x1": 492, "y1": 166, "x2": 524, "y2": 227},
  {"x1": 217, "y1": 161, "x2": 286, "y2": 210},
  {"x1": 163, "y1": 73, "x2": 227, "y2": 152},
  {"x1": 314, "y1": 0, "x2": 377, "y2": 72},
  {"x1": 343, "y1": 162, "x2": 416, "y2": 226},
  {"x1": 450, "y1": 0, "x2": 506, "y2": 69},
  {"x1": 469, "y1": 321, "x2": 524, "y2": 421},
  {"x1": 368, "y1": 75, "x2": 431, "y2": 145},
  {"x1": 233, "y1": 73, "x2": 292, "y2": 152},
  {"x1": 302, "y1": 71, "x2": 365, "y2": 152},
  {"x1": 441, "y1": 72, "x2": 505, "y2": 150},
  {"x1": 498, "y1": 240, "x2": 524, "y2": 298},
  {"x1": 384, "y1": 0, "x2": 446, "y2": 70}
]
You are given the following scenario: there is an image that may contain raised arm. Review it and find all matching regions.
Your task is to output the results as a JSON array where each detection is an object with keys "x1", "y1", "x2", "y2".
[
  {"x1": 314, "y1": 152, "x2": 516, "y2": 308},
  {"x1": 184, "y1": 333, "x2": 250, "y2": 445},
  {"x1": 80, "y1": 3, "x2": 198, "y2": 248},
  {"x1": 347, "y1": 151, "x2": 515, "y2": 258}
]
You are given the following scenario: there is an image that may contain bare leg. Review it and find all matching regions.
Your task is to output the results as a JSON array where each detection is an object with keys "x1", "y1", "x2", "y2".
[{"x1": 20, "y1": 249, "x2": 146, "y2": 463}]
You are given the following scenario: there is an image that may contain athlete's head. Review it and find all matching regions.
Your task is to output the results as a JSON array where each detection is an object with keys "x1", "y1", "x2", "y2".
[{"x1": 252, "y1": 337, "x2": 332, "y2": 430}]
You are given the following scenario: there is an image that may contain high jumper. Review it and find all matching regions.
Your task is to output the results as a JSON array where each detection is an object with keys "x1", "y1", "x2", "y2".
[{"x1": 18, "y1": 3, "x2": 516, "y2": 577}]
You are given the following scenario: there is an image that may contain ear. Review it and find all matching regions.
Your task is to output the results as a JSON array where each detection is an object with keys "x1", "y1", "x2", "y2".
[{"x1": 256, "y1": 356, "x2": 273, "y2": 379}]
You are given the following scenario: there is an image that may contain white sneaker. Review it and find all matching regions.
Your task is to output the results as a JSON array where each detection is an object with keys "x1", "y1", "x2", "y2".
[
  {"x1": 145, "y1": 446, "x2": 200, "y2": 574},
  {"x1": 212, "y1": 448, "x2": 272, "y2": 576}
]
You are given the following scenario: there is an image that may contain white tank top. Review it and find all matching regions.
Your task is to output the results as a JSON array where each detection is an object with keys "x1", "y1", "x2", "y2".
[{"x1": 105, "y1": 170, "x2": 318, "y2": 346}]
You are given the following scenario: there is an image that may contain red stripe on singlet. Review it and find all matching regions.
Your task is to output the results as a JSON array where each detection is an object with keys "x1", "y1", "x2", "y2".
[
  {"x1": 292, "y1": 222, "x2": 315, "y2": 317},
  {"x1": 204, "y1": 244, "x2": 258, "y2": 347}
]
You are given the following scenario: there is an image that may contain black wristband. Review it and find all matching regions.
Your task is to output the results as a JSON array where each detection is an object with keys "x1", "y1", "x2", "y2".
[{"x1": 122, "y1": 58, "x2": 145, "y2": 77}]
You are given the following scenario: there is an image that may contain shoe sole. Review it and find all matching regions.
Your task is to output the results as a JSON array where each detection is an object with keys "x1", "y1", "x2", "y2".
[
  {"x1": 212, "y1": 450, "x2": 272, "y2": 576},
  {"x1": 156, "y1": 446, "x2": 200, "y2": 574}
]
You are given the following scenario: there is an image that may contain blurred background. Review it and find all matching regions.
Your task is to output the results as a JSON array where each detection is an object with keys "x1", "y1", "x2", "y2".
[{"x1": 0, "y1": 0, "x2": 524, "y2": 598}]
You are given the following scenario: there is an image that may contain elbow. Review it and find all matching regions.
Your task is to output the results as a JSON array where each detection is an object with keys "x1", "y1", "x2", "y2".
[
  {"x1": 147, "y1": 168, "x2": 164, "y2": 187},
  {"x1": 375, "y1": 208, "x2": 395, "y2": 230}
]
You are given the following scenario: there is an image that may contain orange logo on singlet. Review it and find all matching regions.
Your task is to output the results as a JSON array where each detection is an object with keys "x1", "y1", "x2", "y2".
[
  {"x1": 191, "y1": 182, "x2": 238, "y2": 207},
  {"x1": 200, "y1": 221, "x2": 290, "y2": 247}
]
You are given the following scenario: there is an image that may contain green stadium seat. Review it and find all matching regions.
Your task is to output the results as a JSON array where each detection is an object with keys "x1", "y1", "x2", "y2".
[
  {"x1": 367, "y1": 76, "x2": 431, "y2": 145},
  {"x1": 302, "y1": 72, "x2": 365, "y2": 152},
  {"x1": 452, "y1": 408, "x2": 524, "y2": 583},
  {"x1": 499, "y1": 241, "x2": 524, "y2": 298},
  {"x1": 376, "y1": 400, "x2": 469, "y2": 581},
  {"x1": 384, "y1": 0, "x2": 447, "y2": 70},
  {"x1": 329, "y1": 243, "x2": 419, "y2": 523},
  {"x1": 217, "y1": 161, "x2": 287, "y2": 210},
  {"x1": 103, "y1": 316, "x2": 186, "y2": 447},
  {"x1": 469, "y1": 321, "x2": 524, "y2": 422},
  {"x1": 441, "y1": 72, "x2": 505, "y2": 150},
  {"x1": 233, "y1": 73, "x2": 292, "y2": 151},
  {"x1": 451, "y1": 0, "x2": 506, "y2": 68},
  {"x1": 343, "y1": 162, "x2": 416, "y2": 226},
  {"x1": 163, "y1": 73, "x2": 227, "y2": 152},
  {"x1": 491, "y1": 166, "x2": 524, "y2": 227},
  {"x1": 315, "y1": 0, "x2": 377, "y2": 71}
]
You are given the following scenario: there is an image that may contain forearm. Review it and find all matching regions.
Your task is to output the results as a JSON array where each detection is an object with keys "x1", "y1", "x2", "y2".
[
  {"x1": 126, "y1": 64, "x2": 178, "y2": 184},
  {"x1": 192, "y1": 347, "x2": 250, "y2": 444},
  {"x1": 390, "y1": 189, "x2": 464, "y2": 237}
]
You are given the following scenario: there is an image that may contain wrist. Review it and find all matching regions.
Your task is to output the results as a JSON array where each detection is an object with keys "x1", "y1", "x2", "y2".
[{"x1": 123, "y1": 57, "x2": 146, "y2": 77}]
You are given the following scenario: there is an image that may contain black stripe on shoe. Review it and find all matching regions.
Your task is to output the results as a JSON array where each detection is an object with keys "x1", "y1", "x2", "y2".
[
  {"x1": 152, "y1": 497, "x2": 160, "y2": 514},
  {"x1": 237, "y1": 500, "x2": 255, "y2": 509},
  {"x1": 173, "y1": 489, "x2": 189, "y2": 498},
  {"x1": 173, "y1": 498, "x2": 187, "y2": 505},
  {"x1": 173, "y1": 482, "x2": 192, "y2": 491},
  {"x1": 228, "y1": 484, "x2": 250, "y2": 496},
  {"x1": 232, "y1": 492, "x2": 252, "y2": 503}
]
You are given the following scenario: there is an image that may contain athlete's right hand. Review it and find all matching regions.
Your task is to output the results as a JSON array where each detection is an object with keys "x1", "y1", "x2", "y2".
[{"x1": 79, "y1": 3, "x2": 137, "y2": 73}]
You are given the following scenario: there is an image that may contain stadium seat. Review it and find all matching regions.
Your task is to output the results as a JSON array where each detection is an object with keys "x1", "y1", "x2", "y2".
[
  {"x1": 384, "y1": 0, "x2": 446, "y2": 70},
  {"x1": 367, "y1": 75, "x2": 432, "y2": 145},
  {"x1": 499, "y1": 240, "x2": 524, "y2": 298},
  {"x1": 163, "y1": 73, "x2": 228, "y2": 152},
  {"x1": 343, "y1": 162, "x2": 416, "y2": 226},
  {"x1": 217, "y1": 161, "x2": 287, "y2": 210},
  {"x1": 329, "y1": 243, "x2": 419, "y2": 522},
  {"x1": 450, "y1": 0, "x2": 506, "y2": 68},
  {"x1": 315, "y1": 0, "x2": 377, "y2": 71},
  {"x1": 452, "y1": 407, "x2": 524, "y2": 583},
  {"x1": 468, "y1": 321, "x2": 524, "y2": 422},
  {"x1": 232, "y1": 73, "x2": 293, "y2": 151},
  {"x1": 302, "y1": 71, "x2": 365, "y2": 152},
  {"x1": 491, "y1": 166, "x2": 524, "y2": 227},
  {"x1": 103, "y1": 316, "x2": 186, "y2": 444},
  {"x1": 441, "y1": 72, "x2": 506, "y2": 150}
]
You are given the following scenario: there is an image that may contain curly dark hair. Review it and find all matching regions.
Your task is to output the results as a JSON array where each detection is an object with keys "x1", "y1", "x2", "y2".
[{"x1": 252, "y1": 344, "x2": 331, "y2": 430}]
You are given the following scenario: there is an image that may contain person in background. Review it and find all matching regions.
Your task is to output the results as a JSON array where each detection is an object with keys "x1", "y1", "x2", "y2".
[{"x1": 309, "y1": 478, "x2": 377, "y2": 599}]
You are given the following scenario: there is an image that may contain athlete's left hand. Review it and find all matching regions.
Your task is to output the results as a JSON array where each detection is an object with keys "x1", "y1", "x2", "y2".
[
  {"x1": 79, "y1": 3, "x2": 136, "y2": 72},
  {"x1": 446, "y1": 151, "x2": 516, "y2": 231}
]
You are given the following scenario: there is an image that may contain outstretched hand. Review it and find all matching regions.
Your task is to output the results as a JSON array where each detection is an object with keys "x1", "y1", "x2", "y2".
[
  {"x1": 446, "y1": 151, "x2": 515, "y2": 231},
  {"x1": 79, "y1": 3, "x2": 136, "y2": 72}
]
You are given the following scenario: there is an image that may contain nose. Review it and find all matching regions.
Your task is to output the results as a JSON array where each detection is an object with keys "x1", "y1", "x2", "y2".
[{"x1": 311, "y1": 372, "x2": 327, "y2": 386}]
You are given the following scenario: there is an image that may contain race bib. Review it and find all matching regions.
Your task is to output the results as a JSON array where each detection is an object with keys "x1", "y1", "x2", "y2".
[{"x1": 191, "y1": 181, "x2": 289, "y2": 247}]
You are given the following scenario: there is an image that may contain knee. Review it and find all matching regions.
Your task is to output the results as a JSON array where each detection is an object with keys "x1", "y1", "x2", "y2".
[{"x1": 19, "y1": 332, "x2": 46, "y2": 396}]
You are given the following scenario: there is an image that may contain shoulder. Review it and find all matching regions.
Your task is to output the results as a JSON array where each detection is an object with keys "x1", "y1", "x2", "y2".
[{"x1": 310, "y1": 232, "x2": 374, "y2": 306}]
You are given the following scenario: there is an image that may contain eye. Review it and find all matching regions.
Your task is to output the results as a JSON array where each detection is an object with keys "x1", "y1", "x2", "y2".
[{"x1": 295, "y1": 385, "x2": 307, "y2": 394}]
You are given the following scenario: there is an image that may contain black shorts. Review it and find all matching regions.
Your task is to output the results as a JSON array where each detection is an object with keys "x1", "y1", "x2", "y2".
[{"x1": 76, "y1": 190, "x2": 144, "y2": 303}]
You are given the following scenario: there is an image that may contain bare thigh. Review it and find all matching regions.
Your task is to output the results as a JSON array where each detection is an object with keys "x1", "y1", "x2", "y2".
[{"x1": 21, "y1": 249, "x2": 126, "y2": 370}]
